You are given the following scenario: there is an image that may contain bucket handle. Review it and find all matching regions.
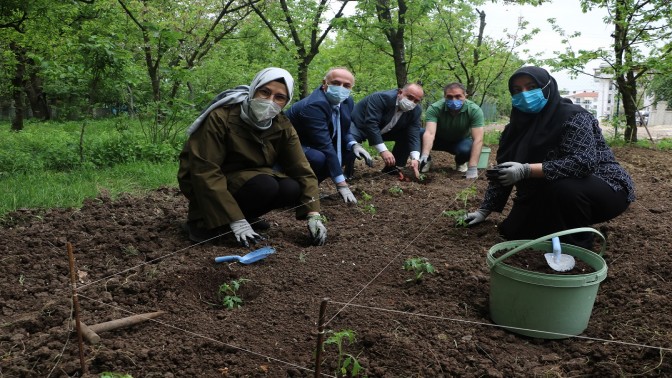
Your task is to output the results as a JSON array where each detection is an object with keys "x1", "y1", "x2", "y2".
[{"x1": 490, "y1": 227, "x2": 606, "y2": 269}]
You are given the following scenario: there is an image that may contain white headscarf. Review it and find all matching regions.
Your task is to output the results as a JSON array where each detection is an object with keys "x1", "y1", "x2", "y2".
[{"x1": 186, "y1": 67, "x2": 294, "y2": 135}]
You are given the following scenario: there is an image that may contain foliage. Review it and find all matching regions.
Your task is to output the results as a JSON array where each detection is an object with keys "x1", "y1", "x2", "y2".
[
  {"x1": 359, "y1": 191, "x2": 376, "y2": 215},
  {"x1": 442, "y1": 209, "x2": 469, "y2": 227},
  {"x1": 323, "y1": 329, "x2": 363, "y2": 377},
  {"x1": 456, "y1": 185, "x2": 477, "y2": 207},
  {"x1": 388, "y1": 185, "x2": 403, "y2": 196},
  {"x1": 402, "y1": 257, "x2": 436, "y2": 282},
  {"x1": 100, "y1": 372, "x2": 133, "y2": 378},
  {"x1": 218, "y1": 278, "x2": 249, "y2": 309}
]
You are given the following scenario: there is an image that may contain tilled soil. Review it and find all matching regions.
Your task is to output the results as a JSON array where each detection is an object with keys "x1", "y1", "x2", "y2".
[{"x1": 1, "y1": 145, "x2": 671, "y2": 377}]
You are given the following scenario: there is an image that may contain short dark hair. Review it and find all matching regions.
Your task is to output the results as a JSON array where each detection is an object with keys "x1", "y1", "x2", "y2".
[{"x1": 443, "y1": 82, "x2": 466, "y2": 94}]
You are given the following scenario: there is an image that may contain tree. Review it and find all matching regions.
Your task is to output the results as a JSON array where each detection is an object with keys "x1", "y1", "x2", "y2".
[
  {"x1": 549, "y1": 0, "x2": 672, "y2": 142},
  {"x1": 248, "y1": 0, "x2": 353, "y2": 98}
]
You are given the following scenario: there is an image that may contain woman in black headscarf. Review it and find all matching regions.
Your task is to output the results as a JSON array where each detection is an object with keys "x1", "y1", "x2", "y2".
[{"x1": 464, "y1": 66, "x2": 635, "y2": 249}]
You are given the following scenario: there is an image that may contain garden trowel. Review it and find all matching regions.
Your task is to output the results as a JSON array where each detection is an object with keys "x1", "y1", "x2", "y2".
[
  {"x1": 214, "y1": 246, "x2": 276, "y2": 264},
  {"x1": 544, "y1": 237, "x2": 575, "y2": 272}
]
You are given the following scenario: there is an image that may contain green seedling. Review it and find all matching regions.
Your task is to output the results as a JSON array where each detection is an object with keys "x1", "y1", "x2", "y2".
[
  {"x1": 323, "y1": 329, "x2": 362, "y2": 377},
  {"x1": 218, "y1": 278, "x2": 249, "y2": 309},
  {"x1": 442, "y1": 209, "x2": 468, "y2": 227},
  {"x1": 360, "y1": 191, "x2": 372, "y2": 202},
  {"x1": 456, "y1": 185, "x2": 477, "y2": 207},
  {"x1": 388, "y1": 185, "x2": 403, "y2": 196},
  {"x1": 362, "y1": 204, "x2": 376, "y2": 215},
  {"x1": 403, "y1": 257, "x2": 436, "y2": 282},
  {"x1": 100, "y1": 373, "x2": 133, "y2": 378}
]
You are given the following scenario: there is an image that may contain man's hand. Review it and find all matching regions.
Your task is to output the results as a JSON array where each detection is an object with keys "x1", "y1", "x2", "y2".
[
  {"x1": 409, "y1": 159, "x2": 420, "y2": 180},
  {"x1": 337, "y1": 185, "x2": 357, "y2": 204},
  {"x1": 419, "y1": 155, "x2": 431, "y2": 173},
  {"x1": 229, "y1": 219, "x2": 263, "y2": 247},
  {"x1": 352, "y1": 143, "x2": 373, "y2": 167},
  {"x1": 463, "y1": 209, "x2": 491, "y2": 226},
  {"x1": 307, "y1": 214, "x2": 327, "y2": 246},
  {"x1": 380, "y1": 151, "x2": 395, "y2": 167},
  {"x1": 497, "y1": 162, "x2": 531, "y2": 186},
  {"x1": 464, "y1": 166, "x2": 478, "y2": 179}
]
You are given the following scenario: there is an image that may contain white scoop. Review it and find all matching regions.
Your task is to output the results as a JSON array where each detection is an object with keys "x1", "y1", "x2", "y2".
[{"x1": 544, "y1": 237, "x2": 575, "y2": 272}]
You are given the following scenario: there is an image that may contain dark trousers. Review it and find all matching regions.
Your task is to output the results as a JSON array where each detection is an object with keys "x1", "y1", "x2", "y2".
[
  {"x1": 419, "y1": 129, "x2": 472, "y2": 165},
  {"x1": 498, "y1": 175, "x2": 630, "y2": 249},
  {"x1": 303, "y1": 146, "x2": 353, "y2": 183},
  {"x1": 232, "y1": 174, "x2": 301, "y2": 219},
  {"x1": 349, "y1": 126, "x2": 413, "y2": 165}
]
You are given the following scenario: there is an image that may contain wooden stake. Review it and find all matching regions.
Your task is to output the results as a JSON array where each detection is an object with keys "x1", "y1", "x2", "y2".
[
  {"x1": 67, "y1": 242, "x2": 87, "y2": 375},
  {"x1": 314, "y1": 298, "x2": 329, "y2": 378}
]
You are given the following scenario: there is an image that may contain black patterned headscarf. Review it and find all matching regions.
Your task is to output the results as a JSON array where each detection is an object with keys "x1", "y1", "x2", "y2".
[{"x1": 497, "y1": 66, "x2": 588, "y2": 163}]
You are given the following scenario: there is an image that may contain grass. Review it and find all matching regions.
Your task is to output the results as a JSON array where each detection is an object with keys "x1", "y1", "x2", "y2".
[{"x1": 0, "y1": 161, "x2": 177, "y2": 217}]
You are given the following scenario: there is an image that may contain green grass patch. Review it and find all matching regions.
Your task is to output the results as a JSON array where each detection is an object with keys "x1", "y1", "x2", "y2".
[{"x1": 0, "y1": 161, "x2": 177, "y2": 217}]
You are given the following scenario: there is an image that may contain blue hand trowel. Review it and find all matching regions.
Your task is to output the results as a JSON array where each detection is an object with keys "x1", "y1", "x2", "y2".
[
  {"x1": 214, "y1": 246, "x2": 276, "y2": 264},
  {"x1": 544, "y1": 237, "x2": 575, "y2": 272}
]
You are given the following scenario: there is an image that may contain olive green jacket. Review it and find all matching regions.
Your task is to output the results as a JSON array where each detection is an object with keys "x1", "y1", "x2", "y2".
[{"x1": 178, "y1": 105, "x2": 320, "y2": 229}]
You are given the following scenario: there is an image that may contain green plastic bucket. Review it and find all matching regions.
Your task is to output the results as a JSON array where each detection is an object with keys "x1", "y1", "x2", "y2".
[
  {"x1": 486, "y1": 227, "x2": 607, "y2": 339},
  {"x1": 477, "y1": 147, "x2": 491, "y2": 169}
]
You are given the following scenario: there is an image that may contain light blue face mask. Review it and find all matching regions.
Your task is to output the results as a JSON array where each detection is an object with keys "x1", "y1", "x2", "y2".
[
  {"x1": 445, "y1": 99, "x2": 463, "y2": 111},
  {"x1": 511, "y1": 79, "x2": 551, "y2": 113},
  {"x1": 325, "y1": 85, "x2": 351, "y2": 105}
]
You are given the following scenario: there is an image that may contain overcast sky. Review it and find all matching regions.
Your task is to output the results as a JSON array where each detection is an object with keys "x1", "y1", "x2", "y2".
[{"x1": 478, "y1": 0, "x2": 612, "y2": 91}]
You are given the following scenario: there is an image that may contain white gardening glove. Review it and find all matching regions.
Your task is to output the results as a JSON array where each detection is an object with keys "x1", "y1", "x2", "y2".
[
  {"x1": 352, "y1": 143, "x2": 373, "y2": 167},
  {"x1": 419, "y1": 155, "x2": 431, "y2": 173},
  {"x1": 497, "y1": 162, "x2": 530, "y2": 186},
  {"x1": 463, "y1": 209, "x2": 491, "y2": 226},
  {"x1": 337, "y1": 185, "x2": 357, "y2": 204},
  {"x1": 229, "y1": 219, "x2": 263, "y2": 247},
  {"x1": 307, "y1": 214, "x2": 327, "y2": 246},
  {"x1": 464, "y1": 166, "x2": 478, "y2": 179}
]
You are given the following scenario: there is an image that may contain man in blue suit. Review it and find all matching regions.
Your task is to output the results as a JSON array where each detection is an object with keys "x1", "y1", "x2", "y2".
[
  {"x1": 348, "y1": 83, "x2": 424, "y2": 177},
  {"x1": 286, "y1": 67, "x2": 371, "y2": 204}
]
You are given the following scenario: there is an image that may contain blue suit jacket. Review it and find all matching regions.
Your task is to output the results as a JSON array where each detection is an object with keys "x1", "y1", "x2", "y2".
[
  {"x1": 285, "y1": 87, "x2": 355, "y2": 181},
  {"x1": 350, "y1": 89, "x2": 421, "y2": 152}
]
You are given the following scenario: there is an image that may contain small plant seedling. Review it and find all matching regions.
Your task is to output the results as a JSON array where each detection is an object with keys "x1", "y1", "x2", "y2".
[
  {"x1": 362, "y1": 203, "x2": 376, "y2": 215},
  {"x1": 299, "y1": 252, "x2": 307, "y2": 263},
  {"x1": 418, "y1": 173, "x2": 426, "y2": 181},
  {"x1": 218, "y1": 278, "x2": 249, "y2": 309},
  {"x1": 323, "y1": 329, "x2": 362, "y2": 377},
  {"x1": 403, "y1": 257, "x2": 436, "y2": 282},
  {"x1": 100, "y1": 372, "x2": 133, "y2": 378},
  {"x1": 18, "y1": 274, "x2": 25, "y2": 286},
  {"x1": 360, "y1": 191, "x2": 372, "y2": 202},
  {"x1": 442, "y1": 209, "x2": 469, "y2": 227},
  {"x1": 388, "y1": 185, "x2": 403, "y2": 196},
  {"x1": 456, "y1": 185, "x2": 477, "y2": 207}
]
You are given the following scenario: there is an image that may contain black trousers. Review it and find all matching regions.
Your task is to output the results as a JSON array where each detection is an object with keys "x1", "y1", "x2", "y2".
[
  {"x1": 232, "y1": 174, "x2": 301, "y2": 219},
  {"x1": 498, "y1": 175, "x2": 630, "y2": 249}
]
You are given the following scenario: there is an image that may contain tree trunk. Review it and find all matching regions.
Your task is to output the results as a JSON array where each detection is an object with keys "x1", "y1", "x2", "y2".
[
  {"x1": 10, "y1": 42, "x2": 26, "y2": 131},
  {"x1": 618, "y1": 74, "x2": 638, "y2": 142},
  {"x1": 298, "y1": 60, "x2": 310, "y2": 99},
  {"x1": 25, "y1": 57, "x2": 50, "y2": 120}
]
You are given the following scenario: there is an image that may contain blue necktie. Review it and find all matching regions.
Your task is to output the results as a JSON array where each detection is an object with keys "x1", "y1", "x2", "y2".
[{"x1": 332, "y1": 105, "x2": 342, "y2": 165}]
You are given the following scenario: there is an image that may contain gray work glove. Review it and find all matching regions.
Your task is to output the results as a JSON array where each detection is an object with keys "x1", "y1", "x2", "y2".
[
  {"x1": 464, "y1": 166, "x2": 478, "y2": 179},
  {"x1": 229, "y1": 219, "x2": 263, "y2": 247},
  {"x1": 352, "y1": 143, "x2": 373, "y2": 167},
  {"x1": 307, "y1": 214, "x2": 327, "y2": 246},
  {"x1": 337, "y1": 185, "x2": 357, "y2": 204},
  {"x1": 463, "y1": 209, "x2": 491, "y2": 226},
  {"x1": 497, "y1": 162, "x2": 531, "y2": 186},
  {"x1": 419, "y1": 155, "x2": 431, "y2": 173}
]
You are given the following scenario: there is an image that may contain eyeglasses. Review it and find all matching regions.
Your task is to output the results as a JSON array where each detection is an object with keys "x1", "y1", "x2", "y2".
[{"x1": 256, "y1": 87, "x2": 289, "y2": 105}]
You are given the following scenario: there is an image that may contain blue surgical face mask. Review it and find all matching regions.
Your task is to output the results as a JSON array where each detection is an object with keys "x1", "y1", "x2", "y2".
[
  {"x1": 511, "y1": 80, "x2": 551, "y2": 113},
  {"x1": 445, "y1": 99, "x2": 463, "y2": 111},
  {"x1": 325, "y1": 85, "x2": 351, "y2": 105}
]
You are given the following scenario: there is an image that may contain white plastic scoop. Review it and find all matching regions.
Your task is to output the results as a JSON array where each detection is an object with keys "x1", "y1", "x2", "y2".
[{"x1": 544, "y1": 237, "x2": 575, "y2": 272}]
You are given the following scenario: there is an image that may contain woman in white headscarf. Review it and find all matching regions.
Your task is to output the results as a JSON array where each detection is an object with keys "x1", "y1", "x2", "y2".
[{"x1": 178, "y1": 68, "x2": 327, "y2": 247}]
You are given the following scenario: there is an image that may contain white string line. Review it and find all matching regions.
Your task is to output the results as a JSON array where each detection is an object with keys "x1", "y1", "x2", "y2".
[
  {"x1": 327, "y1": 300, "x2": 672, "y2": 353},
  {"x1": 323, "y1": 171, "x2": 483, "y2": 327},
  {"x1": 76, "y1": 293, "x2": 337, "y2": 378},
  {"x1": 75, "y1": 173, "x2": 365, "y2": 292}
]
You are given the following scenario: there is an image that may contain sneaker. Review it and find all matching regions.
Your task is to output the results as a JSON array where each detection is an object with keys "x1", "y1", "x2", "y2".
[
  {"x1": 249, "y1": 217, "x2": 271, "y2": 231},
  {"x1": 420, "y1": 156, "x2": 432, "y2": 173},
  {"x1": 456, "y1": 162, "x2": 468, "y2": 173},
  {"x1": 183, "y1": 221, "x2": 225, "y2": 243}
]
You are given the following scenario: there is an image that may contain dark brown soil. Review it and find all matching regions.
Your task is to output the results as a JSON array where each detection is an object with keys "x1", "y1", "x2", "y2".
[{"x1": 1, "y1": 146, "x2": 671, "y2": 377}]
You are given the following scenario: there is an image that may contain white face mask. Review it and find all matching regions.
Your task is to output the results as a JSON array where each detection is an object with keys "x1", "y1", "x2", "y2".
[
  {"x1": 398, "y1": 96, "x2": 417, "y2": 112},
  {"x1": 249, "y1": 98, "x2": 282, "y2": 121}
]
